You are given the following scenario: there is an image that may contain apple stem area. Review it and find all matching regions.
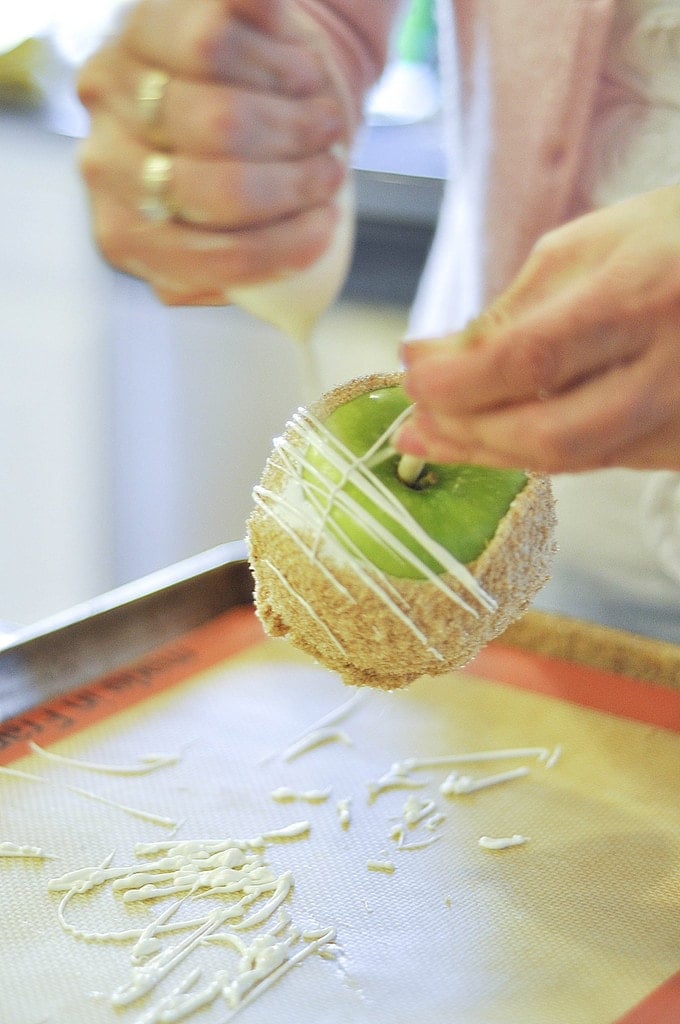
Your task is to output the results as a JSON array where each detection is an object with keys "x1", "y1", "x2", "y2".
[{"x1": 397, "y1": 454, "x2": 427, "y2": 487}]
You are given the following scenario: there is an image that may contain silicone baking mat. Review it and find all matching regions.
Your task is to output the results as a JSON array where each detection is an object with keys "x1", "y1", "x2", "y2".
[{"x1": 0, "y1": 606, "x2": 678, "y2": 1024}]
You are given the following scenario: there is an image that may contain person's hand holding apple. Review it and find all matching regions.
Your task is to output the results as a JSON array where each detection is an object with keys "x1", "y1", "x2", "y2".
[{"x1": 395, "y1": 186, "x2": 680, "y2": 475}]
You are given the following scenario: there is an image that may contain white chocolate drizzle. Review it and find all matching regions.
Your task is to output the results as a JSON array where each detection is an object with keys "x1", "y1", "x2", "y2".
[
  {"x1": 367, "y1": 763, "x2": 427, "y2": 803},
  {"x1": 46, "y1": 828, "x2": 335, "y2": 1020},
  {"x1": 262, "y1": 691, "x2": 364, "y2": 767},
  {"x1": 478, "y1": 834, "x2": 529, "y2": 850},
  {"x1": 28, "y1": 741, "x2": 182, "y2": 775},
  {"x1": 0, "y1": 841, "x2": 53, "y2": 859},
  {"x1": 401, "y1": 796, "x2": 437, "y2": 827},
  {"x1": 61, "y1": 783, "x2": 177, "y2": 828},
  {"x1": 250, "y1": 822, "x2": 311, "y2": 846},
  {"x1": 397, "y1": 835, "x2": 441, "y2": 853},
  {"x1": 396, "y1": 748, "x2": 551, "y2": 773},
  {"x1": 336, "y1": 797, "x2": 352, "y2": 829},
  {"x1": 5, "y1": 726, "x2": 566, "y2": 1020},
  {"x1": 388, "y1": 797, "x2": 443, "y2": 853},
  {"x1": 542, "y1": 744, "x2": 563, "y2": 769},
  {"x1": 0, "y1": 763, "x2": 177, "y2": 829},
  {"x1": 361, "y1": 743, "x2": 563, "y2": 864},
  {"x1": 253, "y1": 402, "x2": 498, "y2": 665},
  {"x1": 263, "y1": 559, "x2": 348, "y2": 656},
  {"x1": 271, "y1": 787, "x2": 331, "y2": 803},
  {"x1": 282, "y1": 728, "x2": 352, "y2": 763},
  {"x1": 366, "y1": 859, "x2": 395, "y2": 874},
  {"x1": 440, "y1": 766, "x2": 529, "y2": 796},
  {"x1": 294, "y1": 409, "x2": 491, "y2": 609}
]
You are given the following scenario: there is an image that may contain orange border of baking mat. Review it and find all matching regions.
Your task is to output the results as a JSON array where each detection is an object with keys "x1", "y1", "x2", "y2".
[
  {"x1": 615, "y1": 973, "x2": 680, "y2": 1024},
  {"x1": 0, "y1": 606, "x2": 263, "y2": 768},
  {"x1": 1, "y1": 604, "x2": 678, "y2": 1022},
  {"x1": 467, "y1": 645, "x2": 680, "y2": 734}
]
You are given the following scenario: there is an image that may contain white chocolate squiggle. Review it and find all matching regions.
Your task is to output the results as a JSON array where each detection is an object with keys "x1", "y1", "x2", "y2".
[
  {"x1": 0, "y1": 841, "x2": 53, "y2": 859},
  {"x1": 283, "y1": 728, "x2": 352, "y2": 763},
  {"x1": 28, "y1": 741, "x2": 181, "y2": 775},
  {"x1": 47, "y1": 829, "x2": 334, "y2": 1020},
  {"x1": 478, "y1": 834, "x2": 529, "y2": 851},
  {"x1": 336, "y1": 797, "x2": 352, "y2": 829},
  {"x1": 0, "y1": 764, "x2": 177, "y2": 829},
  {"x1": 271, "y1": 787, "x2": 331, "y2": 803},
  {"x1": 366, "y1": 859, "x2": 395, "y2": 874},
  {"x1": 440, "y1": 766, "x2": 529, "y2": 796}
]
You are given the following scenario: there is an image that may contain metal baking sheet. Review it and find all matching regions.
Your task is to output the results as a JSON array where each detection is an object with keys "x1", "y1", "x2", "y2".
[
  {"x1": 0, "y1": 541, "x2": 252, "y2": 723},
  {"x1": 0, "y1": 558, "x2": 679, "y2": 1024}
]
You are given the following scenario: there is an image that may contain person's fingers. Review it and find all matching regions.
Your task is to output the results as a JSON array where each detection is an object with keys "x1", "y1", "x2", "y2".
[
  {"x1": 119, "y1": 0, "x2": 329, "y2": 95},
  {"x1": 396, "y1": 405, "x2": 680, "y2": 473},
  {"x1": 396, "y1": 310, "x2": 680, "y2": 473},
  {"x1": 79, "y1": 115, "x2": 346, "y2": 230},
  {"x1": 401, "y1": 192, "x2": 680, "y2": 418},
  {"x1": 401, "y1": 317, "x2": 649, "y2": 416},
  {"x1": 393, "y1": 408, "x2": 518, "y2": 469},
  {"x1": 86, "y1": 192, "x2": 340, "y2": 298},
  {"x1": 156, "y1": 80, "x2": 346, "y2": 158},
  {"x1": 607, "y1": 414, "x2": 680, "y2": 471},
  {"x1": 399, "y1": 190, "x2": 680, "y2": 473},
  {"x1": 81, "y1": 47, "x2": 346, "y2": 160}
]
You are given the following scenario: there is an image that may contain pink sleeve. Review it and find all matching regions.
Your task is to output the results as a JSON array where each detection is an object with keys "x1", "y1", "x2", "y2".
[{"x1": 296, "y1": 1, "x2": 401, "y2": 128}]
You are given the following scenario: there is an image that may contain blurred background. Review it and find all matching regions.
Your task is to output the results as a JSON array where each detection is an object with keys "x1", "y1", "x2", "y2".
[{"x1": 0, "y1": 1, "x2": 444, "y2": 627}]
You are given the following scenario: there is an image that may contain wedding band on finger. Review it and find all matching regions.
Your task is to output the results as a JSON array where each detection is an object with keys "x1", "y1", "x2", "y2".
[
  {"x1": 139, "y1": 152, "x2": 177, "y2": 223},
  {"x1": 136, "y1": 69, "x2": 170, "y2": 148}
]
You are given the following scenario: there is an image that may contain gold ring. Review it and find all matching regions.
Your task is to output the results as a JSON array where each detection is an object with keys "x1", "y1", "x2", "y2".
[
  {"x1": 139, "y1": 152, "x2": 176, "y2": 222},
  {"x1": 137, "y1": 69, "x2": 170, "y2": 148}
]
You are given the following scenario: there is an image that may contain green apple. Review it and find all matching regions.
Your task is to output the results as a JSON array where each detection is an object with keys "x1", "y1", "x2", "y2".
[{"x1": 303, "y1": 385, "x2": 526, "y2": 579}]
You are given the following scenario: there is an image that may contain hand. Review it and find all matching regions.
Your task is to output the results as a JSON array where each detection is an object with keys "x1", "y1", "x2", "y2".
[
  {"x1": 77, "y1": 0, "x2": 351, "y2": 305},
  {"x1": 395, "y1": 186, "x2": 680, "y2": 474}
]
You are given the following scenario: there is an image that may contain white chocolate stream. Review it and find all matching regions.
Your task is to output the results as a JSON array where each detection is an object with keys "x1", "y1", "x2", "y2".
[{"x1": 229, "y1": 179, "x2": 355, "y2": 349}]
